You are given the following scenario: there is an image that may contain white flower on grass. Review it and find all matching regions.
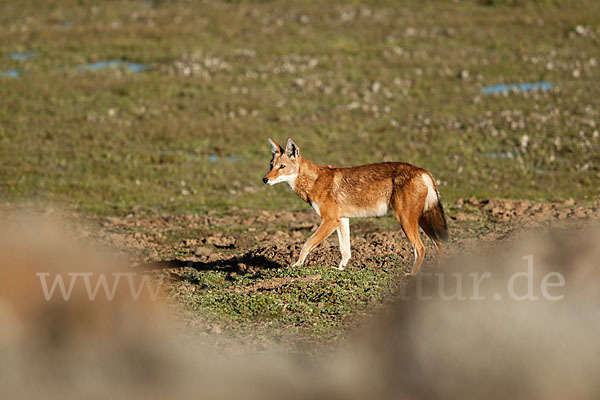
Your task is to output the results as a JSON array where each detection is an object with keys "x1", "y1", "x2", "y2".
[{"x1": 521, "y1": 134, "x2": 529, "y2": 152}]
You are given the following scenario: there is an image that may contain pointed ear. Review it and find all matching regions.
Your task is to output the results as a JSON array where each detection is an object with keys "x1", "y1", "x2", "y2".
[
  {"x1": 268, "y1": 138, "x2": 282, "y2": 155},
  {"x1": 285, "y1": 138, "x2": 299, "y2": 159}
]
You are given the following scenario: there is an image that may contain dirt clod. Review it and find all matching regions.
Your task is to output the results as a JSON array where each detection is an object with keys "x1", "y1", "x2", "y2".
[{"x1": 195, "y1": 247, "x2": 212, "y2": 257}]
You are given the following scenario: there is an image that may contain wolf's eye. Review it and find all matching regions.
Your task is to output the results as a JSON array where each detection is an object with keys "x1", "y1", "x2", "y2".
[{"x1": 279, "y1": 165, "x2": 286, "y2": 169}]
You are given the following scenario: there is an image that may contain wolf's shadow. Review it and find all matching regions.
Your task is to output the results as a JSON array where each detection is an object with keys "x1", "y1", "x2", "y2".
[{"x1": 139, "y1": 254, "x2": 282, "y2": 275}]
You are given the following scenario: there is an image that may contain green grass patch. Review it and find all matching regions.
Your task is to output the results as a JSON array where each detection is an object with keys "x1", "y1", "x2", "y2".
[{"x1": 1, "y1": 0, "x2": 598, "y2": 215}]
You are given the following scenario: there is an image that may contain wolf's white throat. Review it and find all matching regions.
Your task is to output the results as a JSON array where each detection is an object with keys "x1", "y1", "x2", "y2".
[{"x1": 268, "y1": 173, "x2": 298, "y2": 190}]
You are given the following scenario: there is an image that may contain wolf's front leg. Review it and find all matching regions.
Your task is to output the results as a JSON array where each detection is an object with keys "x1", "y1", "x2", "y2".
[
  {"x1": 292, "y1": 219, "x2": 339, "y2": 267},
  {"x1": 335, "y1": 218, "x2": 351, "y2": 270}
]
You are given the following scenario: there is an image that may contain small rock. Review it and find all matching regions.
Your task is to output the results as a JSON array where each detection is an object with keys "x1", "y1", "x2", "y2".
[
  {"x1": 184, "y1": 238, "x2": 199, "y2": 246},
  {"x1": 255, "y1": 232, "x2": 268, "y2": 241},
  {"x1": 207, "y1": 235, "x2": 236, "y2": 248},
  {"x1": 557, "y1": 211, "x2": 569, "y2": 220},
  {"x1": 273, "y1": 230, "x2": 290, "y2": 241},
  {"x1": 466, "y1": 197, "x2": 480, "y2": 206},
  {"x1": 195, "y1": 247, "x2": 212, "y2": 257},
  {"x1": 207, "y1": 254, "x2": 221, "y2": 262}
]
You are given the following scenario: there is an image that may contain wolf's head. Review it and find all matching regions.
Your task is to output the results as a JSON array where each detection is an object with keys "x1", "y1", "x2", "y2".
[{"x1": 262, "y1": 138, "x2": 300, "y2": 187}]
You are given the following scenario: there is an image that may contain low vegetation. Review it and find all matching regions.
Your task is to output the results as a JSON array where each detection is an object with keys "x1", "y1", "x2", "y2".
[
  {"x1": 1, "y1": 0, "x2": 599, "y2": 345},
  {"x1": 1, "y1": 0, "x2": 598, "y2": 216}
]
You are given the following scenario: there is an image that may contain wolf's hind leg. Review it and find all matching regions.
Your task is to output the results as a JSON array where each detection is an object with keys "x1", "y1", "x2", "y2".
[
  {"x1": 392, "y1": 206, "x2": 426, "y2": 275},
  {"x1": 402, "y1": 218, "x2": 426, "y2": 276},
  {"x1": 392, "y1": 179, "x2": 428, "y2": 275}
]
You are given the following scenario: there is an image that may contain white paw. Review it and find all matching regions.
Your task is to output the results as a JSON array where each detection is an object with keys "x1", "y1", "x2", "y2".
[
  {"x1": 337, "y1": 258, "x2": 350, "y2": 270},
  {"x1": 333, "y1": 265, "x2": 345, "y2": 271}
]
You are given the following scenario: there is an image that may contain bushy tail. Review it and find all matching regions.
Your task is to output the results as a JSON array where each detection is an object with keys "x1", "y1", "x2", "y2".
[{"x1": 420, "y1": 193, "x2": 449, "y2": 242}]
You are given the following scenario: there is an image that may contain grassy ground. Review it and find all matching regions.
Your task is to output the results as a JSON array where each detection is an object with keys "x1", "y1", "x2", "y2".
[
  {"x1": 1, "y1": 0, "x2": 599, "y2": 348},
  {"x1": 1, "y1": 0, "x2": 599, "y2": 216},
  {"x1": 90, "y1": 198, "x2": 598, "y2": 349}
]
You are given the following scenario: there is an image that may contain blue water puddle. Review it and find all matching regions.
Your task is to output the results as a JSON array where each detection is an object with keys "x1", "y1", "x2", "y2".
[
  {"x1": 1, "y1": 69, "x2": 20, "y2": 78},
  {"x1": 2, "y1": 56, "x2": 147, "y2": 78},
  {"x1": 209, "y1": 155, "x2": 240, "y2": 163},
  {"x1": 80, "y1": 60, "x2": 148, "y2": 73},
  {"x1": 153, "y1": 151, "x2": 240, "y2": 164},
  {"x1": 483, "y1": 151, "x2": 516, "y2": 160},
  {"x1": 481, "y1": 152, "x2": 547, "y2": 174},
  {"x1": 60, "y1": 21, "x2": 74, "y2": 28},
  {"x1": 7, "y1": 51, "x2": 35, "y2": 61},
  {"x1": 481, "y1": 81, "x2": 552, "y2": 94}
]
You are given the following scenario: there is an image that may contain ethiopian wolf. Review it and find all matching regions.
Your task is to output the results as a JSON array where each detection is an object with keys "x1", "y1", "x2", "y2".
[{"x1": 263, "y1": 138, "x2": 448, "y2": 275}]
